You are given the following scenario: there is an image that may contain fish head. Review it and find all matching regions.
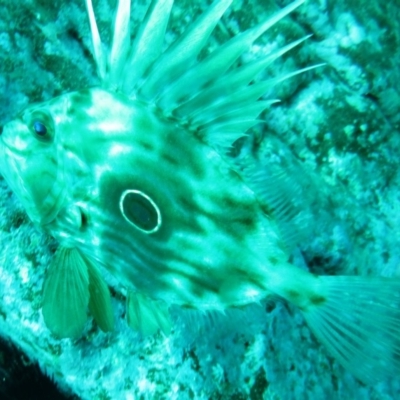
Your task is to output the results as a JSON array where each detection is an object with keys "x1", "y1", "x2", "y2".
[
  {"x1": 0, "y1": 87, "x2": 163, "y2": 242},
  {"x1": 0, "y1": 94, "x2": 73, "y2": 227}
]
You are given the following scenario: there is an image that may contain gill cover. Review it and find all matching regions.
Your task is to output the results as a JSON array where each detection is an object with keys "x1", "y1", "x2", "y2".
[{"x1": 0, "y1": 102, "x2": 65, "y2": 225}]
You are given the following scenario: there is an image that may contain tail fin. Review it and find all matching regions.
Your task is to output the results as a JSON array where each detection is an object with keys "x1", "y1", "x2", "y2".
[{"x1": 301, "y1": 276, "x2": 400, "y2": 383}]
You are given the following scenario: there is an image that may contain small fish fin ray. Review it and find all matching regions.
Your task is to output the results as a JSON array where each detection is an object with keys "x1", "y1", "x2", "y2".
[
  {"x1": 169, "y1": 35, "x2": 310, "y2": 120},
  {"x1": 175, "y1": 64, "x2": 322, "y2": 150},
  {"x1": 241, "y1": 137, "x2": 319, "y2": 251},
  {"x1": 86, "y1": 257, "x2": 115, "y2": 333},
  {"x1": 195, "y1": 101, "x2": 276, "y2": 132},
  {"x1": 247, "y1": 164, "x2": 312, "y2": 251},
  {"x1": 301, "y1": 276, "x2": 400, "y2": 384},
  {"x1": 42, "y1": 247, "x2": 90, "y2": 339},
  {"x1": 127, "y1": 292, "x2": 171, "y2": 336}
]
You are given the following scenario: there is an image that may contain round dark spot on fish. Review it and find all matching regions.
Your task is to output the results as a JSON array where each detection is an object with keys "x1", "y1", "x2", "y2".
[
  {"x1": 265, "y1": 299, "x2": 276, "y2": 313},
  {"x1": 268, "y1": 255, "x2": 280, "y2": 266},
  {"x1": 120, "y1": 189, "x2": 161, "y2": 234},
  {"x1": 80, "y1": 211, "x2": 88, "y2": 230},
  {"x1": 286, "y1": 289, "x2": 300, "y2": 302},
  {"x1": 68, "y1": 90, "x2": 94, "y2": 114},
  {"x1": 66, "y1": 27, "x2": 82, "y2": 43},
  {"x1": 309, "y1": 295, "x2": 326, "y2": 306},
  {"x1": 234, "y1": 215, "x2": 256, "y2": 229},
  {"x1": 221, "y1": 195, "x2": 238, "y2": 210},
  {"x1": 137, "y1": 138, "x2": 154, "y2": 152},
  {"x1": 161, "y1": 152, "x2": 180, "y2": 167}
]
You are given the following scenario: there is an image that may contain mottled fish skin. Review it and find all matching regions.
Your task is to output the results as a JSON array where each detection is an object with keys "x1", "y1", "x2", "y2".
[
  {"x1": 0, "y1": 98, "x2": 69, "y2": 227},
  {"x1": 1, "y1": 88, "x2": 286, "y2": 308}
]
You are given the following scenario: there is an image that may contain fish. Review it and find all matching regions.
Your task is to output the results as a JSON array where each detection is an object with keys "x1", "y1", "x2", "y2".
[{"x1": 0, "y1": 0, "x2": 399, "y2": 384}]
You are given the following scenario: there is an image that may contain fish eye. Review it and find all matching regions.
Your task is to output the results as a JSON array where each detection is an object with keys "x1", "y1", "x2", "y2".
[
  {"x1": 33, "y1": 121, "x2": 47, "y2": 136},
  {"x1": 28, "y1": 110, "x2": 54, "y2": 142}
]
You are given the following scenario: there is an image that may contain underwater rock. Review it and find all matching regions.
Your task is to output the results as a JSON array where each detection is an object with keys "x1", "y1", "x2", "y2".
[{"x1": 0, "y1": 337, "x2": 76, "y2": 400}]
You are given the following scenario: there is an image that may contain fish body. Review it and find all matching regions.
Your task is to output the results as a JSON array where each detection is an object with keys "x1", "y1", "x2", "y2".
[
  {"x1": 1, "y1": 0, "x2": 400, "y2": 384},
  {"x1": 1, "y1": 87, "x2": 285, "y2": 308}
]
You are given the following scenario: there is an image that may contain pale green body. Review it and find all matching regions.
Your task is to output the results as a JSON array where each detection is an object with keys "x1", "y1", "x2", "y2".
[{"x1": 0, "y1": 88, "x2": 288, "y2": 309}]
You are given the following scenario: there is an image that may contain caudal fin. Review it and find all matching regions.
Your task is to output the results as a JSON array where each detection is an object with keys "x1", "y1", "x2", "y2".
[{"x1": 301, "y1": 276, "x2": 400, "y2": 383}]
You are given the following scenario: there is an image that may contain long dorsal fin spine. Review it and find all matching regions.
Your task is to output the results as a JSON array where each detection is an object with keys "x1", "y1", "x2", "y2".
[
  {"x1": 195, "y1": 101, "x2": 275, "y2": 131},
  {"x1": 169, "y1": 34, "x2": 311, "y2": 118},
  {"x1": 155, "y1": 1, "x2": 307, "y2": 109},
  {"x1": 138, "y1": 0, "x2": 233, "y2": 99},
  {"x1": 108, "y1": 0, "x2": 131, "y2": 87},
  {"x1": 122, "y1": 0, "x2": 175, "y2": 93},
  {"x1": 85, "y1": 0, "x2": 106, "y2": 80}
]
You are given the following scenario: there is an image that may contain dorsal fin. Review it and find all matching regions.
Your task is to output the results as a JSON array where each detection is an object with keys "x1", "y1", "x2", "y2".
[
  {"x1": 171, "y1": 35, "x2": 311, "y2": 119},
  {"x1": 152, "y1": 1, "x2": 307, "y2": 107},
  {"x1": 239, "y1": 135, "x2": 319, "y2": 251},
  {"x1": 85, "y1": 0, "x2": 317, "y2": 150}
]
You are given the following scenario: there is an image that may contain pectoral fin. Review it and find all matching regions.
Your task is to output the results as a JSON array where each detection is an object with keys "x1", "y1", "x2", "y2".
[
  {"x1": 87, "y1": 257, "x2": 115, "y2": 333},
  {"x1": 42, "y1": 246, "x2": 90, "y2": 339},
  {"x1": 42, "y1": 246, "x2": 115, "y2": 338}
]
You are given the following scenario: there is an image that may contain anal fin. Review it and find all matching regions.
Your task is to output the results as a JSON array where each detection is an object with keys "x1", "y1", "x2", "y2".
[{"x1": 127, "y1": 291, "x2": 171, "y2": 336}]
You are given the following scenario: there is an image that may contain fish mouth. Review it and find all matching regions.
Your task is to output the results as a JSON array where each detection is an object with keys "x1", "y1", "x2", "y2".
[
  {"x1": 0, "y1": 138, "x2": 23, "y2": 196},
  {"x1": 0, "y1": 127, "x2": 65, "y2": 227}
]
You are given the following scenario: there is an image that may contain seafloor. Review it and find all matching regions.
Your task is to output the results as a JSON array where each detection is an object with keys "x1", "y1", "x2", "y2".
[{"x1": 0, "y1": 0, "x2": 399, "y2": 399}]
